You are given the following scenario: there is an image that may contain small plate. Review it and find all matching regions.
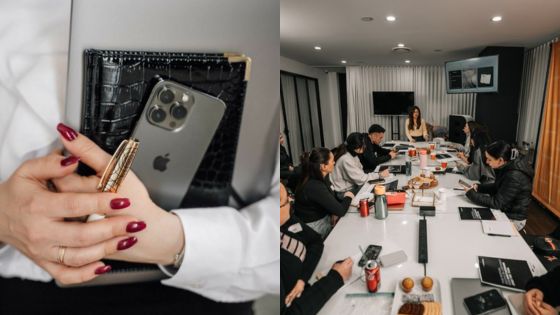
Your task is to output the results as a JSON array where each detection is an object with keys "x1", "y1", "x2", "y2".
[{"x1": 390, "y1": 277, "x2": 442, "y2": 315}]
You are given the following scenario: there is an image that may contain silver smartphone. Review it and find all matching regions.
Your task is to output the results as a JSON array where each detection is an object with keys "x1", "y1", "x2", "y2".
[{"x1": 131, "y1": 79, "x2": 226, "y2": 210}]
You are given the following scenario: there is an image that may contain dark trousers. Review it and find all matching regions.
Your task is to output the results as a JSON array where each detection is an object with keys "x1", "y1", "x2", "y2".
[
  {"x1": 412, "y1": 135, "x2": 425, "y2": 142},
  {"x1": 0, "y1": 278, "x2": 253, "y2": 315}
]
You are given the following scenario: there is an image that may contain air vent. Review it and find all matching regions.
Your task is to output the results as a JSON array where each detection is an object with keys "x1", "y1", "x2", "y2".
[{"x1": 392, "y1": 46, "x2": 412, "y2": 54}]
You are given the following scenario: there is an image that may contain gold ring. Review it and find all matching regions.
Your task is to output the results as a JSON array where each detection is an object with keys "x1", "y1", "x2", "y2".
[{"x1": 57, "y1": 246, "x2": 67, "y2": 265}]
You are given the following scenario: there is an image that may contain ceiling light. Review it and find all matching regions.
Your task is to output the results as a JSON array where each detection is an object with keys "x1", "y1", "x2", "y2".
[
  {"x1": 491, "y1": 16, "x2": 502, "y2": 22},
  {"x1": 405, "y1": 60, "x2": 411, "y2": 64},
  {"x1": 386, "y1": 15, "x2": 396, "y2": 22},
  {"x1": 314, "y1": 46, "x2": 322, "y2": 51},
  {"x1": 341, "y1": 60, "x2": 347, "y2": 64},
  {"x1": 361, "y1": 17, "x2": 374, "y2": 22},
  {"x1": 397, "y1": 43, "x2": 405, "y2": 47},
  {"x1": 434, "y1": 49, "x2": 442, "y2": 52}
]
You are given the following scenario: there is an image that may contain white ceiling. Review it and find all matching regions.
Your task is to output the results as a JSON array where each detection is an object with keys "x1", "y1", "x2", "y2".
[{"x1": 281, "y1": 0, "x2": 560, "y2": 67}]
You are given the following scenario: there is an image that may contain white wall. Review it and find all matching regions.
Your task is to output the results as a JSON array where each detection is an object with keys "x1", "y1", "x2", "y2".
[{"x1": 280, "y1": 56, "x2": 342, "y2": 149}]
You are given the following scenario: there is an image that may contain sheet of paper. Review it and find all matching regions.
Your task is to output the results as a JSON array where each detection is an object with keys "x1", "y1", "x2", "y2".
[{"x1": 480, "y1": 74, "x2": 492, "y2": 84}]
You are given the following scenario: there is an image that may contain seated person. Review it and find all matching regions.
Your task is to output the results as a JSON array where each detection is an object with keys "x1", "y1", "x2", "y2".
[
  {"x1": 280, "y1": 133, "x2": 294, "y2": 180},
  {"x1": 456, "y1": 128, "x2": 495, "y2": 183},
  {"x1": 524, "y1": 266, "x2": 560, "y2": 315},
  {"x1": 359, "y1": 124, "x2": 397, "y2": 173},
  {"x1": 456, "y1": 121, "x2": 483, "y2": 163},
  {"x1": 464, "y1": 141, "x2": 533, "y2": 230},
  {"x1": 405, "y1": 106, "x2": 428, "y2": 142},
  {"x1": 294, "y1": 148, "x2": 354, "y2": 238},
  {"x1": 281, "y1": 183, "x2": 353, "y2": 315},
  {"x1": 330, "y1": 132, "x2": 390, "y2": 194}
]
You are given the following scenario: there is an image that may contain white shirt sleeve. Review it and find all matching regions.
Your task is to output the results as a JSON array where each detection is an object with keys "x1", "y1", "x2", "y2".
[{"x1": 160, "y1": 156, "x2": 280, "y2": 303}]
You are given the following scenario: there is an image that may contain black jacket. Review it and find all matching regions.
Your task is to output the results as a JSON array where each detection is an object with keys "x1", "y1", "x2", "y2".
[
  {"x1": 280, "y1": 145, "x2": 293, "y2": 180},
  {"x1": 294, "y1": 178, "x2": 352, "y2": 223},
  {"x1": 466, "y1": 157, "x2": 534, "y2": 221},
  {"x1": 526, "y1": 266, "x2": 560, "y2": 307},
  {"x1": 281, "y1": 217, "x2": 343, "y2": 315},
  {"x1": 359, "y1": 133, "x2": 392, "y2": 173}
]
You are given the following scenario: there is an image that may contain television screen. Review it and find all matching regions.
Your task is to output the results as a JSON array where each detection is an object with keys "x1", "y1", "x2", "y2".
[
  {"x1": 372, "y1": 91, "x2": 414, "y2": 115},
  {"x1": 445, "y1": 55, "x2": 498, "y2": 93}
]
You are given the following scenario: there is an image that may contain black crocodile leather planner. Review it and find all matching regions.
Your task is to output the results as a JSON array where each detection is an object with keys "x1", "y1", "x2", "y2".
[{"x1": 80, "y1": 49, "x2": 250, "y2": 208}]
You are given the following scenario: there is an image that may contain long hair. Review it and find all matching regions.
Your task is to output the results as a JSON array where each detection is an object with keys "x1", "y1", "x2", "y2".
[
  {"x1": 485, "y1": 140, "x2": 513, "y2": 162},
  {"x1": 407, "y1": 106, "x2": 422, "y2": 131},
  {"x1": 296, "y1": 147, "x2": 331, "y2": 193},
  {"x1": 333, "y1": 132, "x2": 365, "y2": 161},
  {"x1": 470, "y1": 128, "x2": 492, "y2": 164}
]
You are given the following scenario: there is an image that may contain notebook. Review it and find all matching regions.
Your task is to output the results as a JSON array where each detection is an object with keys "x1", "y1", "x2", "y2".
[{"x1": 477, "y1": 256, "x2": 534, "y2": 292}]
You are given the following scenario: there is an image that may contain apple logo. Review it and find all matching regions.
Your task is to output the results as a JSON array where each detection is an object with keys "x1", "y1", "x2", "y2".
[{"x1": 153, "y1": 153, "x2": 170, "y2": 172}]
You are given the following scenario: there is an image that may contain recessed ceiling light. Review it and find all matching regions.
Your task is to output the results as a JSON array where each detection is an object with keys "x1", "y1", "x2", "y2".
[
  {"x1": 386, "y1": 15, "x2": 396, "y2": 22},
  {"x1": 434, "y1": 49, "x2": 443, "y2": 52},
  {"x1": 491, "y1": 16, "x2": 502, "y2": 22},
  {"x1": 314, "y1": 46, "x2": 322, "y2": 51},
  {"x1": 361, "y1": 17, "x2": 374, "y2": 22},
  {"x1": 341, "y1": 60, "x2": 347, "y2": 64},
  {"x1": 405, "y1": 60, "x2": 411, "y2": 64},
  {"x1": 397, "y1": 43, "x2": 405, "y2": 48}
]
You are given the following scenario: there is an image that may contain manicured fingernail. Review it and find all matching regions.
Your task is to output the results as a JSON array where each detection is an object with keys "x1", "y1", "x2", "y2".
[
  {"x1": 60, "y1": 156, "x2": 80, "y2": 167},
  {"x1": 117, "y1": 236, "x2": 138, "y2": 250},
  {"x1": 126, "y1": 221, "x2": 146, "y2": 233},
  {"x1": 110, "y1": 198, "x2": 130, "y2": 210},
  {"x1": 94, "y1": 265, "x2": 112, "y2": 275},
  {"x1": 56, "y1": 123, "x2": 78, "y2": 141}
]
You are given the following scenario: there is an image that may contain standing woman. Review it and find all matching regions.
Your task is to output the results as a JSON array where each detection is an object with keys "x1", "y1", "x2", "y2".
[
  {"x1": 330, "y1": 133, "x2": 390, "y2": 195},
  {"x1": 465, "y1": 141, "x2": 533, "y2": 230},
  {"x1": 405, "y1": 106, "x2": 429, "y2": 142},
  {"x1": 294, "y1": 148, "x2": 354, "y2": 238}
]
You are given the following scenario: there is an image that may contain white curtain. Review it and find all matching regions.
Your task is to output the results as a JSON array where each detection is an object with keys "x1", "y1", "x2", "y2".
[
  {"x1": 517, "y1": 37, "x2": 558, "y2": 148},
  {"x1": 281, "y1": 73, "x2": 302, "y2": 162},
  {"x1": 346, "y1": 65, "x2": 476, "y2": 141}
]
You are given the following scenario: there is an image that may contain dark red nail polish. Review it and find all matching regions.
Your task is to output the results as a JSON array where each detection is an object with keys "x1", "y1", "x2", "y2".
[
  {"x1": 110, "y1": 198, "x2": 130, "y2": 210},
  {"x1": 56, "y1": 123, "x2": 78, "y2": 141},
  {"x1": 60, "y1": 156, "x2": 80, "y2": 167},
  {"x1": 94, "y1": 265, "x2": 112, "y2": 275},
  {"x1": 117, "y1": 236, "x2": 138, "y2": 250},
  {"x1": 126, "y1": 221, "x2": 146, "y2": 233}
]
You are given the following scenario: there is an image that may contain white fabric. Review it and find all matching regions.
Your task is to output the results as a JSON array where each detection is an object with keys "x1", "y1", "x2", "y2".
[
  {"x1": 516, "y1": 37, "x2": 558, "y2": 147},
  {"x1": 330, "y1": 152, "x2": 379, "y2": 192},
  {"x1": 346, "y1": 65, "x2": 476, "y2": 140},
  {"x1": 0, "y1": 0, "x2": 279, "y2": 303}
]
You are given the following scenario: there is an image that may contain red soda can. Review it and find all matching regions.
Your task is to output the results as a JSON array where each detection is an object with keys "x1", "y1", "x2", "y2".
[
  {"x1": 365, "y1": 260, "x2": 380, "y2": 293},
  {"x1": 359, "y1": 199, "x2": 369, "y2": 217}
]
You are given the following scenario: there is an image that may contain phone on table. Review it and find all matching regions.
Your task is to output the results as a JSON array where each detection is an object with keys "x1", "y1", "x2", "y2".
[
  {"x1": 131, "y1": 79, "x2": 226, "y2": 210},
  {"x1": 463, "y1": 289, "x2": 507, "y2": 315},
  {"x1": 358, "y1": 244, "x2": 382, "y2": 267},
  {"x1": 458, "y1": 179, "x2": 472, "y2": 189},
  {"x1": 368, "y1": 178, "x2": 385, "y2": 184}
]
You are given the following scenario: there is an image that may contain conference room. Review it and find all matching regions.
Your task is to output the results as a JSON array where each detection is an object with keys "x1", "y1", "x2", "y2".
[{"x1": 280, "y1": 1, "x2": 560, "y2": 314}]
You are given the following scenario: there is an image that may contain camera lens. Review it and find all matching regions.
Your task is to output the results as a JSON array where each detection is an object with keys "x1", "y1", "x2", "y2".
[
  {"x1": 159, "y1": 89, "x2": 175, "y2": 104},
  {"x1": 150, "y1": 107, "x2": 167, "y2": 123},
  {"x1": 170, "y1": 103, "x2": 187, "y2": 119}
]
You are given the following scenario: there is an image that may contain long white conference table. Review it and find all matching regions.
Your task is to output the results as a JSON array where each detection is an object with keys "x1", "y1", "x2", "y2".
[{"x1": 312, "y1": 142, "x2": 547, "y2": 315}]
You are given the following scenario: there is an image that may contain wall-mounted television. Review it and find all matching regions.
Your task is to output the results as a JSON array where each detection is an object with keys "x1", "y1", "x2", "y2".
[
  {"x1": 372, "y1": 91, "x2": 414, "y2": 115},
  {"x1": 445, "y1": 55, "x2": 499, "y2": 93}
]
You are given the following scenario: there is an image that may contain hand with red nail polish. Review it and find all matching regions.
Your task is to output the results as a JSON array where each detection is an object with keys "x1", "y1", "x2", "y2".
[
  {"x1": 52, "y1": 127, "x2": 185, "y2": 266},
  {"x1": 0, "y1": 147, "x2": 144, "y2": 285}
]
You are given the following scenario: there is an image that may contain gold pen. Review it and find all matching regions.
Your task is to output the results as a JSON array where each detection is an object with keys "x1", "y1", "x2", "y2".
[{"x1": 87, "y1": 138, "x2": 139, "y2": 222}]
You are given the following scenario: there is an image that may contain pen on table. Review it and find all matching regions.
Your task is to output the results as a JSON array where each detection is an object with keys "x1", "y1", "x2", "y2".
[
  {"x1": 453, "y1": 188, "x2": 465, "y2": 191},
  {"x1": 345, "y1": 292, "x2": 395, "y2": 298},
  {"x1": 487, "y1": 233, "x2": 511, "y2": 238}
]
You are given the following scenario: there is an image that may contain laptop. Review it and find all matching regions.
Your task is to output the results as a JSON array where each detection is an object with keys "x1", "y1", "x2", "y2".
[
  {"x1": 450, "y1": 278, "x2": 511, "y2": 315},
  {"x1": 63, "y1": 0, "x2": 278, "y2": 286}
]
